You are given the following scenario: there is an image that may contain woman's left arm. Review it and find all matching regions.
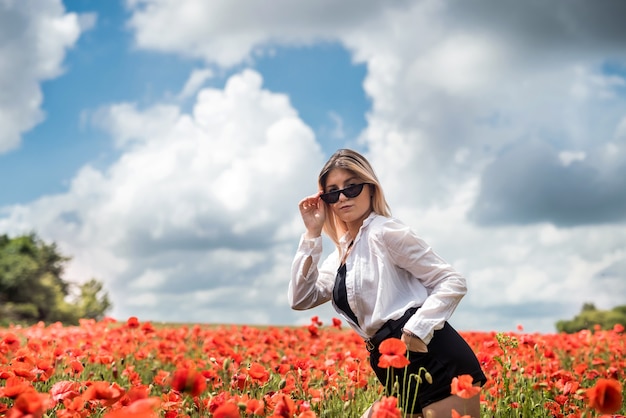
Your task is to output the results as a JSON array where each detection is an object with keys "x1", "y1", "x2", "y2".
[{"x1": 382, "y1": 220, "x2": 467, "y2": 344}]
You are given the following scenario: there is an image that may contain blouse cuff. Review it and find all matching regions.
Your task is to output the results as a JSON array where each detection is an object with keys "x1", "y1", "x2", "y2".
[
  {"x1": 403, "y1": 317, "x2": 435, "y2": 345},
  {"x1": 299, "y1": 234, "x2": 322, "y2": 250}
]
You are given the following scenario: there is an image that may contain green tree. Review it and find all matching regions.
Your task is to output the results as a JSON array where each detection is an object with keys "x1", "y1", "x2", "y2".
[
  {"x1": 556, "y1": 303, "x2": 626, "y2": 333},
  {"x1": 73, "y1": 278, "x2": 112, "y2": 320},
  {"x1": 0, "y1": 233, "x2": 112, "y2": 326}
]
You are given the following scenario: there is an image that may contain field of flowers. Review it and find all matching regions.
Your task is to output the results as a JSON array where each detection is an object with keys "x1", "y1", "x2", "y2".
[{"x1": 0, "y1": 316, "x2": 624, "y2": 417}]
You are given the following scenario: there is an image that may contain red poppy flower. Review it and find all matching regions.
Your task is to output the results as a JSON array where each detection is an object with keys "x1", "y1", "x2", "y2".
[
  {"x1": 213, "y1": 402, "x2": 241, "y2": 418},
  {"x1": 12, "y1": 367, "x2": 36, "y2": 381},
  {"x1": 372, "y1": 396, "x2": 402, "y2": 418},
  {"x1": 103, "y1": 398, "x2": 161, "y2": 418},
  {"x1": 377, "y1": 338, "x2": 410, "y2": 369},
  {"x1": 1, "y1": 333, "x2": 21, "y2": 350},
  {"x1": 141, "y1": 322, "x2": 155, "y2": 333},
  {"x1": 33, "y1": 359, "x2": 55, "y2": 381},
  {"x1": 0, "y1": 377, "x2": 34, "y2": 399},
  {"x1": 6, "y1": 390, "x2": 52, "y2": 418},
  {"x1": 246, "y1": 398, "x2": 265, "y2": 415},
  {"x1": 68, "y1": 359, "x2": 84, "y2": 375},
  {"x1": 171, "y1": 368, "x2": 206, "y2": 397},
  {"x1": 307, "y1": 324, "x2": 320, "y2": 337},
  {"x1": 50, "y1": 381, "x2": 81, "y2": 402},
  {"x1": 451, "y1": 409, "x2": 471, "y2": 418},
  {"x1": 61, "y1": 395, "x2": 85, "y2": 414},
  {"x1": 231, "y1": 373, "x2": 247, "y2": 391},
  {"x1": 248, "y1": 362, "x2": 270, "y2": 383},
  {"x1": 152, "y1": 370, "x2": 170, "y2": 386},
  {"x1": 0, "y1": 368, "x2": 13, "y2": 380},
  {"x1": 271, "y1": 393, "x2": 296, "y2": 418},
  {"x1": 586, "y1": 378, "x2": 623, "y2": 414},
  {"x1": 126, "y1": 317, "x2": 140, "y2": 328},
  {"x1": 451, "y1": 374, "x2": 481, "y2": 399},
  {"x1": 125, "y1": 385, "x2": 151, "y2": 403},
  {"x1": 83, "y1": 381, "x2": 125, "y2": 405}
]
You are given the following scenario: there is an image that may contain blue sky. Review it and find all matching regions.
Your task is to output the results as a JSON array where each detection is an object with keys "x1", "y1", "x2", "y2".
[
  {"x1": 0, "y1": 0, "x2": 368, "y2": 205},
  {"x1": 1, "y1": 0, "x2": 626, "y2": 333}
]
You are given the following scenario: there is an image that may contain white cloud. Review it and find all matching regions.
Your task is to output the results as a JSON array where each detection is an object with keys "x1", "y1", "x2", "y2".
[
  {"x1": 125, "y1": 0, "x2": 414, "y2": 66},
  {"x1": 0, "y1": 0, "x2": 93, "y2": 153},
  {"x1": 177, "y1": 68, "x2": 214, "y2": 101},
  {"x1": 558, "y1": 151, "x2": 586, "y2": 166},
  {"x1": 3, "y1": 0, "x2": 626, "y2": 333},
  {"x1": 122, "y1": 0, "x2": 626, "y2": 213},
  {"x1": 347, "y1": 1, "x2": 626, "y2": 331},
  {"x1": 0, "y1": 69, "x2": 326, "y2": 325},
  {"x1": 406, "y1": 34, "x2": 504, "y2": 95}
]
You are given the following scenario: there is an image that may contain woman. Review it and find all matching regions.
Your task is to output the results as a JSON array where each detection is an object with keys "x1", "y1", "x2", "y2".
[{"x1": 289, "y1": 149, "x2": 486, "y2": 417}]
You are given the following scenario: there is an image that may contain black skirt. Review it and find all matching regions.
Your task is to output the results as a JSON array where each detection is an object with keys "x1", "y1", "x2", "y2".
[{"x1": 369, "y1": 321, "x2": 487, "y2": 414}]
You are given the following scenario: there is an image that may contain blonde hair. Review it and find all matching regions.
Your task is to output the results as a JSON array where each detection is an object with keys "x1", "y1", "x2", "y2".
[{"x1": 318, "y1": 149, "x2": 391, "y2": 247}]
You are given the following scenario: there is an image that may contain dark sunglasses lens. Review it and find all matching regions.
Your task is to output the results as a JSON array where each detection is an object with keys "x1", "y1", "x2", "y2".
[
  {"x1": 321, "y1": 191, "x2": 340, "y2": 204},
  {"x1": 321, "y1": 184, "x2": 365, "y2": 204},
  {"x1": 343, "y1": 183, "x2": 365, "y2": 198}
]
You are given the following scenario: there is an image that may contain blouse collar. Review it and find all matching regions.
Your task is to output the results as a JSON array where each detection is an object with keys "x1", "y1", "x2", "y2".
[{"x1": 338, "y1": 211, "x2": 378, "y2": 247}]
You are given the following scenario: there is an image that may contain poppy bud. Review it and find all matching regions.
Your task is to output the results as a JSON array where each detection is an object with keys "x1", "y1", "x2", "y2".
[{"x1": 425, "y1": 372, "x2": 433, "y2": 384}]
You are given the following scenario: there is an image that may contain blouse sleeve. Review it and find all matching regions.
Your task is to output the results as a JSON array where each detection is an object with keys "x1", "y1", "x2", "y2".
[
  {"x1": 288, "y1": 234, "x2": 338, "y2": 310},
  {"x1": 380, "y1": 219, "x2": 467, "y2": 344}
]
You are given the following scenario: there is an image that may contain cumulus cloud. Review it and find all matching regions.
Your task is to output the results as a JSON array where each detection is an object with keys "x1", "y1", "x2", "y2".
[
  {"x1": 3, "y1": 0, "x2": 626, "y2": 332},
  {"x1": 0, "y1": 0, "x2": 94, "y2": 153},
  {"x1": 123, "y1": 0, "x2": 626, "y2": 224},
  {"x1": 177, "y1": 68, "x2": 214, "y2": 101},
  {"x1": 344, "y1": 2, "x2": 626, "y2": 210},
  {"x1": 0, "y1": 69, "x2": 326, "y2": 324},
  {"x1": 125, "y1": 0, "x2": 414, "y2": 66},
  {"x1": 347, "y1": 1, "x2": 626, "y2": 330}
]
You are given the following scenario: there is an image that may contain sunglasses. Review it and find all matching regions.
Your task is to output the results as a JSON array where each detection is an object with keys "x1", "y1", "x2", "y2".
[{"x1": 320, "y1": 183, "x2": 368, "y2": 204}]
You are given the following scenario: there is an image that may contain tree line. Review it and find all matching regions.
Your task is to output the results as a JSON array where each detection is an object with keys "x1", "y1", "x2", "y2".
[
  {"x1": 556, "y1": 302, "x2": 626, "y2": 333},
  {"x1": 0, "y1": 233, "x2": 111, "y2": 326}
]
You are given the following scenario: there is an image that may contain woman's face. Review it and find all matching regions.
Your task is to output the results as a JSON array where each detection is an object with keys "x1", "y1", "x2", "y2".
[{"x1": 323, "y1": 168, "x2": 372, "y2": 229}]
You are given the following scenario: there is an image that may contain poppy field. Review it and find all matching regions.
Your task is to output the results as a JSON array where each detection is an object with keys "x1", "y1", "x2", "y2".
[{"x1": 0, "y1": 316, "x2": 624, "y2": 417}]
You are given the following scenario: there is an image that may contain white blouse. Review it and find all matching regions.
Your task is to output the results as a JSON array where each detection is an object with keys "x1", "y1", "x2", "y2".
[{"x1": 289, "y1": 212, "x2": 467, "y2": 344}]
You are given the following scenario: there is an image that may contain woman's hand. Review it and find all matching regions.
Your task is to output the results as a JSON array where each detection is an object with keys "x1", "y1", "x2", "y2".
[
  {"x1": 299, "y1": 193, "x2": 326, "y2": 238},
  {"x1": 401, "y1": 332, "x2": 428, "y2": 353}
]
